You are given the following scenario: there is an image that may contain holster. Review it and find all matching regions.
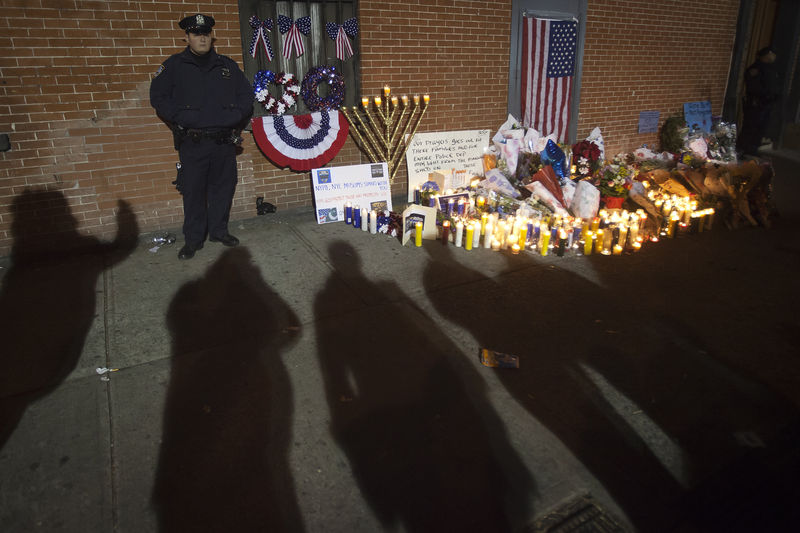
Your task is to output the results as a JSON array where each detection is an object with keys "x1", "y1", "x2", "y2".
[{"x1": 172, "y1": 124, "x2": 187, "y2": 150}]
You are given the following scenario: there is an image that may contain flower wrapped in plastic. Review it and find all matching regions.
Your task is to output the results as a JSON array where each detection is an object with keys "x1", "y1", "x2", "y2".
[
  {"x1": 571, "y1": 139, "x2": 602, "y2": 179},
  {"x1": 596, "y1": 162, "x2": 636, "y2": 198}
]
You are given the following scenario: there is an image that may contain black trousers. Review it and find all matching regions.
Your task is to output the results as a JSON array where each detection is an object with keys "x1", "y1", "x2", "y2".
[{"x1": 177, "y1": 139, "x2": 237, "y2": 245}]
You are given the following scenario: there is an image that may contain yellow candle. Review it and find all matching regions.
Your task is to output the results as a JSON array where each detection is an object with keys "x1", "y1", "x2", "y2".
[
  {"x1": 391, "y1": 96, "x2": 398, "y2": 107},
  {"x1": 414, "y1": 221, "x2": 422, "y2": 247},
  {"x1": 584, "y1": 232, "x2": 593, "y2": 255},
  {"x1": 591, "y1": 217, "x2": 600, "y2": 231},
  {"x1": 613, "y1": 244, "x2": 623, "y2": 255},
  {"x1": 518, "y1": 225, "x2": 528, "y2": 249},
  {"x1": 361, "y1": 97, "x2": 368, "y2": 108},
  {"x1": 423, "y1": 94, "x2": 430, "y2": 105},
  {"x1": 633, "y1": 241, "x2": 642, "y2": 252},
  {"x1": 465, "y1": 223, "x2": 474, "y2": 251},
  {"x1": 480, "y1": 213, "x2": 488, "y2": 235},
  {"x1": 383, "y1": 85, "x2": 390, "y2": 96},
  {"x1": 595, "y1": 229, "x2": 604, "y2": 254},
  {"x1": 477, "y1": 195, "x2": 486, "y2": 209},
  {"x1": 511, "y1": 243, "x2": 520, "y2": 255},
  {"x1": 374, "y1": 96, "x2": 382, "y2": 107},
  {"x1": 540, "y1": 230, "x2": 550, "y2": 256}
]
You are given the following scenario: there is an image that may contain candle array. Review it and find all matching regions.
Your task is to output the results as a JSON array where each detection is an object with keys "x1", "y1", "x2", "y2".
[{"x1": 338, "y1": 182, "x2": 716, "y2": 258}]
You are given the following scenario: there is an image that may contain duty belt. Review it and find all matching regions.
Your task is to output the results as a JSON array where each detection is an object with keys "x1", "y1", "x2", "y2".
[{"x1": 185, "y1": 128, "x2": 233, "y2": 143}]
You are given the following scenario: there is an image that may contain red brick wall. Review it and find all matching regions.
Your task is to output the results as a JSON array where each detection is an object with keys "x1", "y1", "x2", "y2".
[
  {"x1": 0, "y1": 0, "x2": 739, "y2": 255},
  {"x1": 579, "y1": 0, "x2": 740, "y2": 155}
]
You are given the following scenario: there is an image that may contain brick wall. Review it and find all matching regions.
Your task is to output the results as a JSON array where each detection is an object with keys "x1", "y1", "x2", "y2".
[
  {"x1": 579, "y1": 0, "x2": 740, "y2": 154},
  {"x1": 0, "y1": 0, "x2": 739, "y2": 255}
]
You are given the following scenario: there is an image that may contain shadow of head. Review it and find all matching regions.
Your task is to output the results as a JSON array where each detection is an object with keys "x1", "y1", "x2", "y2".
[
  {"x1": 327, "y1": 240, "x2": 362, "y2": 273},
  {"x1": 10, "y1": 188, "x2": 82, "y2": 259}
]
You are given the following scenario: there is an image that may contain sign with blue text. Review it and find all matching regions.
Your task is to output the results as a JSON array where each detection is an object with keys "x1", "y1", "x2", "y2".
[
  {"x1": 311, "y1": 162, "x2": 392, "y2": 224},
  {"x1": 683, "y1": 101, "x2": 712, "y2": 133}
]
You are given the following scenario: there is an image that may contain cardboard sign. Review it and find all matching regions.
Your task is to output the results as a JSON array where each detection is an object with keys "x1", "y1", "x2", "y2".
[
  {"x1": 684, "y1": 101, "x2": 712, "y2": 133},
  {"x1": 405, "y1": 129, "x2": 490, "y2": 201},
  {"x1": 638, "y1": 110, "x2": 660, "y2": 133},
  {"x1": 311, "y1": 162, "x2": 392, "y2": 224}
]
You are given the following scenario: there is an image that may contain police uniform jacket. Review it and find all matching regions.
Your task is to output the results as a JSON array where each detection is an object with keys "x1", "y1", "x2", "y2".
[{"x1": 150, "y1": 47, "x2": 253, "y2": 130}]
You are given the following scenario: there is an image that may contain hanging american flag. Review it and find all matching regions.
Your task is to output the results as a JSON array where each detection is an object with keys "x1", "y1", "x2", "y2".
[{"x1": 521, "y1": 17, "x2": 577, "y2": 142}]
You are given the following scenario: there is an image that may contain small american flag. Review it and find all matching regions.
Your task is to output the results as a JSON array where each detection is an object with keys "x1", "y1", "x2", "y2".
[{"x1": 521, "y1": 17, "x2": 577, "y2": 142}]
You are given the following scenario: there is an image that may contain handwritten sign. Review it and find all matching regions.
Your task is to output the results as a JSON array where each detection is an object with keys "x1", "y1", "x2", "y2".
[
  {"x1": 311, "y1": 162, "x2": 392, "y2": 224},
  {"x1": 405, "y1": 129, "x2": 490, "y2": 201},
  {"x1": 638, "y1": 110, "x2": 660, "y2": 133},
  {"x1": 684, "y1": 101, "x2": 712, "y2": 133}
]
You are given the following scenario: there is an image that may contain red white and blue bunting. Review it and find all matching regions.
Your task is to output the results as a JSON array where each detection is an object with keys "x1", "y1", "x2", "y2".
[{"x1": 252, "y1": 110, "x2": 349, "y2": 171}]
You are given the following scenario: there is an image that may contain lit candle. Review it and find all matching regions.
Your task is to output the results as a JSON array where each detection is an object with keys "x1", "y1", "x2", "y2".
[
  {"x1": 476, "y1": 195, "x2": 486, "y2": 210},
  {"x1": 603, "y1": 226, "x2": 613, "y2": 253},
  {"x1": 401, "y1": 94, "x2": 409, "y2": 106},
  {"x1": 345, "y1": 202, "x2": 353, "y2": 224},
  {"x1": 491, "y1": 238, "x2": 501, "y2": 251},
  {"x1": 668, "y1": 211, "x2": 679, "y2": 238},
  {"x1": 633, "y1": 241, "x2": 642, "y2": 252},
  {"x1": 369, "y1": 210, "x2": 377, "y2": 234},
  {"x1": 414, "y1": 221, "x2": 423, "y2": 247},
  {"x1": 465, "y1": 223, "x2": 474, "y2": 251},
  {"x1": 361, "y1": 208, "x2": 368, "y2": 231},
  {"x1": 480, "y1": 213, "x2": 488, "y2": 236},
  {"x1": 361, "y1": 97, "x2": 369, "y2": 108},
  {"x1": 374, "y1": 96, "x2": 382, "y2": 106},
  {"x1": 472, "y1": 222, "x2": 481, "y2": 248},
  {"x1": 518, "y1": 225, "x2": 528, "y2": 250},
  {"x1": 584, "y1": 232, "x2": 593, "y2": 255},
  {"x1": 629, "y1": 222, "x2": 638, "y2": 244},
  {"x1": 595, "y1": 229, "x2": 604, "y2": 254},
  {"x1": 618, "y1": 223, "x2": 628, "y2": 248},
  {"x1": 591, "y1": 217, "x2": 600, "y2": 231},
  {"x1": 441, "y1": 220, "x2": 450, "y2": 245},
  {"x1": 423, "y1": 94, "x2": 430, "y2": 105},
  {"x1": 383, "y1": 85, "x2": 390, "y2": 97},
  {"x1": 413, "y1": 94, "x2": 420, "y2": 105},
  {"x1": 483, "y1": 221, "x2": 494, "y2": 248},
  {"x1": 455, "y1": 221, "x2": 464, "y2": 247},
  {"x1": 391, "y1": 96, "x2": 398, "y2": 107},
  {"x1": 457, "y1": 197, "x2": 466, "y2": 215},
  {"x1": 557, "y1": 228, "x2": 567, "y2": 257},
  {"x1": 511, "y1": 243, "x2": 520, "y2": 255},
  {"x1": 613, "y1": 244, "x2": 623, "y2": 255}
]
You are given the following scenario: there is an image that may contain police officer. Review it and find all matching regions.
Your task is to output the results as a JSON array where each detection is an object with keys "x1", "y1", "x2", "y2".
[
  {"x1": 150, "y1": 14, "x2": 254, "y2": 259},
  {"x1": 738, "y1": 46, "x2": 781, "y2": 157}
]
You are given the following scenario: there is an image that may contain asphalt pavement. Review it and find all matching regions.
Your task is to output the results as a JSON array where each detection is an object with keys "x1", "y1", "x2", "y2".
[{"x1": 1, "y1": 150, "x2": 799, "y2": 532}]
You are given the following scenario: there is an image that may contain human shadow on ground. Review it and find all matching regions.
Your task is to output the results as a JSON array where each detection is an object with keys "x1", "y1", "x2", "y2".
[
  {"x1": 314, "y1": 241, "x2": 534, "y2": 532},
  {"x1": 153, "y1": 247, "x2": 304, "y2": 532},
  {"x1": 423, "y1": 235, "x2": 800, "y2": 531},
  {"x1": 0, "y1": 189, "x2": 138, "y2": 449}
]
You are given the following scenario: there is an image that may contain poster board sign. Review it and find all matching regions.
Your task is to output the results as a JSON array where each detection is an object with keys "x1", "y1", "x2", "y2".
[
  {"x1": 638, "y1": 110, "x2": 660, "y2": 133},
  {"x1": 405, "y1": 129, "x2": 490, "y2": 201},
  {"x1": 311, "y1": 162, "x2": 392, "y2": 224},
  {"x1": 683, "y1": 101, "x2": 712, "y2": 133},
  {"x1": 401, "y1": 204, "x2": 437, "y2": 246}
]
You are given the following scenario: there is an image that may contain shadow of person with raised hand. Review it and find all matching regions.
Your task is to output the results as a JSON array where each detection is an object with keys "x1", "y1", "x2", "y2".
[
  {"x1": 0, "y1": 189, "x2": 138, "y2": 449},
  {"x1": 314, "y1": 241, "x2": 534, "y2": 532},
  {"x1": 154, "y1": 247, "x2": 304, "y2": 532},
  {"x1": 422, "y1": 243, "x2": 684, "y2": 531}
]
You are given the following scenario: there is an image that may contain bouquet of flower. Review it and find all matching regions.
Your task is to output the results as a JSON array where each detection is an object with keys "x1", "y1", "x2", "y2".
[
  {"x1": 571, "y1": 140, "x2": 602, "y2": 179},
  {"x1": 596, "y1": 163, "x2": 635, "y2": 197}
]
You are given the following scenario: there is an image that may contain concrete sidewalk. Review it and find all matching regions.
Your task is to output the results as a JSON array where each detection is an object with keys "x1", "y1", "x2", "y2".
[{"x1": 1, "y1": 153, "x2": 800, "y2": 532}]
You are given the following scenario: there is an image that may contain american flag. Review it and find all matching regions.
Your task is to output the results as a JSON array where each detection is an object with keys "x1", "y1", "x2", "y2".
[{"x1": 521, "y1": 17, "x2": 577, "y2": 142}]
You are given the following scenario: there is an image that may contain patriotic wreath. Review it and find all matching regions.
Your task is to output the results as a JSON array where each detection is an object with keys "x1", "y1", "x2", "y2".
[
  {"x1": 253, "y1": 70, "x2": 300, "y2": 115},
  {"x1": 300, "y1": 65, "x2": 345, "y2": 111}
]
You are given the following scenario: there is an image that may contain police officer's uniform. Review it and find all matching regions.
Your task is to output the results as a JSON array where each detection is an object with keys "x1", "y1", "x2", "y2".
[
  {"x1": 150, "y1": 14, "x2": 254, "y2": 259},
  {"x1": 739, "y1": 48, "x2": 781, "y2": 156}
]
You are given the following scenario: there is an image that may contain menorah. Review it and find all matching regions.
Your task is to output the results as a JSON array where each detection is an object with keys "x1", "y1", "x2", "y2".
[{"x1": 340, "y1": 86, "x2": 430, "y2": 183}]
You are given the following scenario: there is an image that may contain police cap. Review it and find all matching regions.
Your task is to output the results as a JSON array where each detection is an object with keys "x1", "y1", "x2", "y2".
[{"x1": 179, "y1": 13, "x2": 215, "y2": 34}]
